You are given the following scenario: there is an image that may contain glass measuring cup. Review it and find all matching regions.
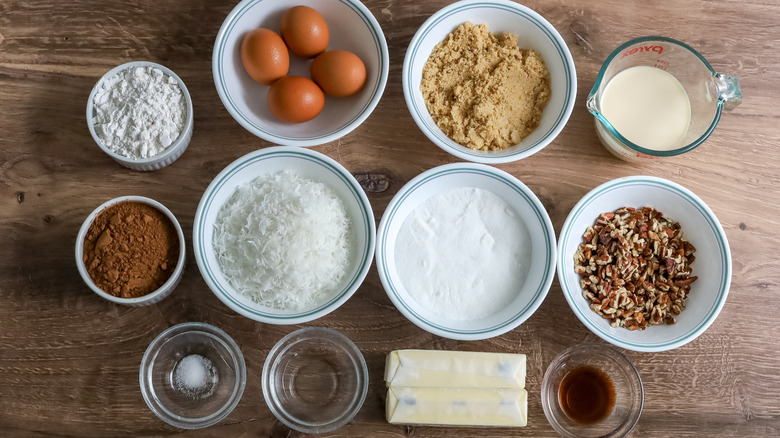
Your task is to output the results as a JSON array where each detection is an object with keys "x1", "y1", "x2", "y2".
[{"x1": 587, "y1": 36, "x2": 742, "y2": 161}]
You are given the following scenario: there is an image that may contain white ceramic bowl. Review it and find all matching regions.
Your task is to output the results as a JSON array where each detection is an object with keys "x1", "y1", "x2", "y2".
[
  {"x1": 86, "y1": 61, "x2": 194, "y2": 171},
  {"x1": 403, "y1": 0, "x2": 576, "y2": 163},
  {"x1": 376, "y1": 163, "x2": 557, "y2": 340},
  {"x1": 193, "y1": 146, "x2": 376, "y2": 324},
  {"x1": 557, "y1": 176, "x2": 732, "y2": 352},
  {"x1": 75, "y1": 196, "x2": 186, "y2": 306},
  {"x1": 212, "y1": 0, "x2": 389, "y2": 146}
]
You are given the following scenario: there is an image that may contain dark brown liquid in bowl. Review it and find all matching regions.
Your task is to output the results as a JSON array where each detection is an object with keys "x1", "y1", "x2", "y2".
[{"x1": 559, "y1": 365, "x2": 616, "y2": 424}]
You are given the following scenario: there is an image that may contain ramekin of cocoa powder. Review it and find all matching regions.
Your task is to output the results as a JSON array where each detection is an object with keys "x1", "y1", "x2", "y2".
[{"x1": 75, "y1": 196, "x2": 185, "y2": 306}]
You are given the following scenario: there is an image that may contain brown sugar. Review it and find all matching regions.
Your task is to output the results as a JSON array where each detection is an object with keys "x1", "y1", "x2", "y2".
[
  {"x1": 83, "y1": 201, "x2": 179, "y2": 299},
  {"x1": 420, "y1": 22, "x2": 551, "y2": 151}
]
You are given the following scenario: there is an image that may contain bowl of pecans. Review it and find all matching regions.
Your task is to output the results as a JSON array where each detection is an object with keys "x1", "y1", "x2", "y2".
[{"x1": 557, "y1": 176, "x2": 732, "y2": 352}]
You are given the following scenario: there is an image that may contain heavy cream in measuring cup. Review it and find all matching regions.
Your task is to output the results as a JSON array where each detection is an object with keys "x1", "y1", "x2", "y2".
[{"x1": 600, "y1": 66, "x2": 691, "y2": 151}]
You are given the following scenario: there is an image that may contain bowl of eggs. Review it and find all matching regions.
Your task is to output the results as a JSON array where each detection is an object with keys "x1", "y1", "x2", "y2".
[{"x1": 213, "y1": 0, "x2": 389, "y2": 146}]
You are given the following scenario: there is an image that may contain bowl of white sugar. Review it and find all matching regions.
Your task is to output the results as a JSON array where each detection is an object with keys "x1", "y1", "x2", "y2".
[
  {"x1": 376, "y1": 163, "x2": 557, "y2": 340},
  {"x1": 193, "y1": 146, "x2": 376, "y2": 325},
  {"x1": 87, "y1": 61, "x2": 194, "y2": 171}
]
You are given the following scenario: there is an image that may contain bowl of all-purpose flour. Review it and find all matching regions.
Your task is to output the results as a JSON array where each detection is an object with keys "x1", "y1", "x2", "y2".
[
  {"x1": 376, "y1": 163, "x2": 556, "y2": 340},
  {"x1": 87, "y1": 61, "x2": 194, "y2": 171}
]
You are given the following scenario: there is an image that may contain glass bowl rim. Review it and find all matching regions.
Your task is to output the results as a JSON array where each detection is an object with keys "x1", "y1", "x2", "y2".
[
  {"x1": 139, "y1": 322, "x2": 247, "y2": 429},
  {"x1": 541, "y1": 343, "x2": 644, "y2": 438},
  {"x1": 261, "y1": 326, "x2": 369, "y2": 434}
]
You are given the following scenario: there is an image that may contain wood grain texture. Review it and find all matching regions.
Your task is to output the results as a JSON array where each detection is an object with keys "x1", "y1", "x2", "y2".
[{"x1": 1, "y1": 0, "x2": 779, "y2": 436}]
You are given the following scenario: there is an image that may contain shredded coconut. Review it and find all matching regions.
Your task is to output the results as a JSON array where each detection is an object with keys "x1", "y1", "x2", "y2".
[
  {"x1": 92, "y1": 66, "x2": 186, "y2": 159},
  {"x1": 213, "y1": 170, "x2": 354, "y2": 311},
  {"x1": 394, "y1": 187, "x2": 531, "y2": 321}
]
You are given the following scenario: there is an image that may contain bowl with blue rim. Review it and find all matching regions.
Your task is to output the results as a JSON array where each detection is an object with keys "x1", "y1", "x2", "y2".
[
  {"x1": 557, "y1": 176, "x2": 732, "y2": 352},
  {"x1": 193, "y1": 146, "x2": 376, "y2": 324},
  {"x1": 375, "y1": 163, "x2": 557, "y2": 340},
  {"x1": 403, "y1": 0, "x2": 576, "y2": 163},
  {"x1": 213, "y1": 0, "x2": 389, "y2": 146}
]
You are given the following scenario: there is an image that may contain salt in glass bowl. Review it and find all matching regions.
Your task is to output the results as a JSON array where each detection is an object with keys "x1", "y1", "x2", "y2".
[
  {"x1": 75, "y1": 195, "x2": 186, "y2": 306},
  {"x1": 262, "y1": 327, "x2": 368, "y2": 434},
  {"x1": 86, "y1": 61, "x2": 194, "y2": 171},
  {"x1": 139, "y1": 322, "x2": 247, "y2": 429},
  {"x1": 541, "y1": 344, "x2": 643, "y2": 438}
]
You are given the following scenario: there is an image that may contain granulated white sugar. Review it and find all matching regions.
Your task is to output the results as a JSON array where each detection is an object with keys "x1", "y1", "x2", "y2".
[{"x1": 394, "y1": 187, "x2": 531, "y2": 321}]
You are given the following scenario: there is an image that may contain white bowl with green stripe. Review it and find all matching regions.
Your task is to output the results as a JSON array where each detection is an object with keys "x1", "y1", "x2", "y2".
[
  {"x1": 557, "y1": 176, "x2": 732, "y2": 352},
  {"x1": 403, "y1": 0, "x2": 576, "y2": 163},
  {"x1": 376, "y1": 163, "x2": 556, "y2": 340},
  {"x1": 213, "y1": 0, "x2": 388, "y2": 146},
  {"x1": 193, "y1": 147, "x2": 376, "y2": 324}
]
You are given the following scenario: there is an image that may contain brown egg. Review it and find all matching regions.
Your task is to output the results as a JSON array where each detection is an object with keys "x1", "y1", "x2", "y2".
[
  {"x1": 310, "y1": 50, "x2": 367, "y2": 97},
  {"x1": 240, "y1": 28, "x2": 289, "y2": 85},
  {"x1": 266, "y1": 76, "x2": 325, "y2": 123},
  {"x1": 280, "y1": 6, "x2": 329, "y2": 58}
]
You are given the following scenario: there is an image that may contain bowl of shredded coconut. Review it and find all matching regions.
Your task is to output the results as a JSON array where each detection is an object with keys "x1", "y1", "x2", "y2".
[
  {"x1": 87, "y1": 61, "x2": 194, "y2": 171},
  {"x1": 375, "y1": 163, "x2": 557, "y2": 340},
  {"x1": 402, "y1": 0, "x2": 576, "y2": 163},
  {"x1": 193, "y1": 146, "x2": 376, "y2": 324}
]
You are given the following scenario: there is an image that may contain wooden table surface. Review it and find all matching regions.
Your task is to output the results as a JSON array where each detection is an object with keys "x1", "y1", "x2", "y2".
[{"x1": 1, "y1": 0, "x2": 779, "y2": 436}]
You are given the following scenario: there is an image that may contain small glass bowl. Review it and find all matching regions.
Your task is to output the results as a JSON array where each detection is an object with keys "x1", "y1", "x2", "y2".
[
  {"x1": 140, "y1": 322, "x2": 246, "y2": 429},
  {"x1": 542, "y1": 344, "x2": 643, "y2": 437},
  {"x1": 262, "y1": 327, "x2": 368, "y2": 434}
]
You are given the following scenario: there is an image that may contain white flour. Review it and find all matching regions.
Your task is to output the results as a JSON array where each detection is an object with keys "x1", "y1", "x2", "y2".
[
  {"x1": 92, "y1": 66, "x2": 186, "y2": 159},
  {"x1": 394, "y1": 187, "x2": 531, "y2": 321}
]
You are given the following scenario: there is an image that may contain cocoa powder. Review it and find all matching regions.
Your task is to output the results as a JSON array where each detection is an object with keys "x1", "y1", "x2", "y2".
[{"x1": 83, "y1": 201, "x2": 179, "y2": 298}]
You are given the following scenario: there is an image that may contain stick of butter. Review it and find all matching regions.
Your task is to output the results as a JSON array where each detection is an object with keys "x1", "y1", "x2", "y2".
[
  {"x1": 386, "y1": 387, "x2": 528, "y2": 427},
  {"x1": 384, "y1": 350, "x2": 526, "y2": 389}
]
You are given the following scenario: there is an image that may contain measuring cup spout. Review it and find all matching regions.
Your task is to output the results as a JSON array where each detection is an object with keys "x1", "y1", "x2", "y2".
[
  {"x1": 586, "y1": 94, "x2": 598, "y2": 114},
  {"x1": 714, "y1": 74, "x2": 742, "y2": 111}
]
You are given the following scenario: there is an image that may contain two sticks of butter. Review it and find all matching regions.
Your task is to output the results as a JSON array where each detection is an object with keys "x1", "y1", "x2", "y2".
[{"x1": 384, "y1": 350, "x2": 528, "y2": 427}]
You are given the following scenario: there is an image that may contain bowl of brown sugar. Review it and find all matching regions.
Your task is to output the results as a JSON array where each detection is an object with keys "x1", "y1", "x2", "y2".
[
  {"x1": 403, "y1": 0, "x2": 577, "y2": 163},
  {"x1": 76, "y1": 196, "x2": 185, "y2": 306}
]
